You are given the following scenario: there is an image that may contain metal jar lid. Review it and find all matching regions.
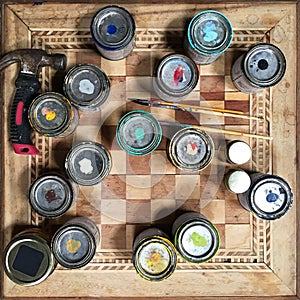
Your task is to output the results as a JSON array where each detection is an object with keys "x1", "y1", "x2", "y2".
[
  {"x1": 168, "y1": 127, "x2": 215, "y2": 172},
  {"x1": 65, "y1": 142, "x2": 112, "y2": 186},
  {"x1": 133, "y1": 236, "x2": 177, "y2": 281},
  {"x1": 249, "y1": 174, "x2": 293, "y2": 220},
  {"x1": 63, "y1": 64, "x2": 110, "y2": 112},
  {"x1": 4, "y1": 233, "x2": 55, "y2": 286},
  {"x1": 29, "y1": 92, "x2": 74, "y2": 137},
  {"x1": 29, "y1": 174, "x2": 76, "y2": 218},
  {"x1": 188, "y1": 10, "x2": 233, "y2": 56},
  {"x1": 90, "y1": 5, "x2": 135, "y2": 51},
  {"x1": 227, "y1": 140, "x2": 252, "y2": 165},
  {"x1": 174, "y1": 219, "x2": 219, "y2": 263},
  {"x1": 51, "y1": 224, "x2": 97, "y2": 269},
  {"x1": 116, "y1": 110, "x2": 162, "y2": 156},
  {"x1": 243, "y1": 43, "x2": 286, "y2": 87},
  {"x1": 154, "y1": 54, "x2": 199, "y2": 99}
]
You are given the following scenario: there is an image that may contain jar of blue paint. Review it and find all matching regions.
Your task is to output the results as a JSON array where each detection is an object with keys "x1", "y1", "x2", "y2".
[
  {"x1": 185, "y1": 10, "x2": 233, "y2": 65},
  {"x1": 237, "y1": 173, "x2": 293, "y2": 220},
  {"x1": 90, "y1": 6, "x2": 136, "y2": 60},
  {"x1": 116, "y1": 110, "x2": 162, "y2": 156}
]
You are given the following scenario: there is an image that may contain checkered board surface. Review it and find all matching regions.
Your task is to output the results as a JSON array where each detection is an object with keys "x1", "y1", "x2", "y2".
[{"x1": 31, "y1": 33, "x2": 269, "y2": 267}]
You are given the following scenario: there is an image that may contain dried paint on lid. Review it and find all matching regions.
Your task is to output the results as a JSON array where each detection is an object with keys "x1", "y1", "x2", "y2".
[
  {"x1": 133, "y1": 236, "x2": 177, "y2": 281},
  {"x1": 243, "y1": 43, "x2": 286, "y2": 87},
  {"x1": 29, "y1": 174, "x2": 76, "y2": 218},
  {"x1": 173, "y1": 215, "x2": 219, "y2": 263},
  {"x1": 52, "y1": 226, "x2": 96, "y2": 268},
  {"x1": 188, "y1": 10, "x2": 233, "y2": 56},
  {"x1": 249, "y1": 175, "x2": 293, "y2": 220},
  {"x1": 29, "y1": 92, "x2": 78, "y2": 137},
  {"x1": 65, "y1": 142, "x2": 111, "y2": 186},
  {"x1": 63, "y1": 64, "x2": 110, "y2": 112},
  {"x1": 153, "y1": 54, "x2": 199, "y2": 102},
  {"x1": 90, "y1": 6, "x2": 135, "y2": 50},
  {"x1": 116, "y1": 110, "x2": 162, "y2": 156},
  {"x1": 138, "y1": 242, "x2": 171, "y2": 275},
  {"x1": 169, "y1": 127, "x2": 214, "y2": 172}
]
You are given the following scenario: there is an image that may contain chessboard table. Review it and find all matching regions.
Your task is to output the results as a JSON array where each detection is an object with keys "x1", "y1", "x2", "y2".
[{"x1": 0, "y1": 1, "x2": 299, "y2": 299}]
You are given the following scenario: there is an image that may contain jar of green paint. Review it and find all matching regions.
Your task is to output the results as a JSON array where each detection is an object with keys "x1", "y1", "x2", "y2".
[
  {"x1": 172, "y1": 211, "x2": 219, "y2": 263},
  {"x1": 116, "y1": 110, "x2": 162, "y2": 156}
]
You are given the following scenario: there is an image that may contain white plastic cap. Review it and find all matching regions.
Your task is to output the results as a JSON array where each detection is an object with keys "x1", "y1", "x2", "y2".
[
  {"x1": 227, "y1": 141, "x2": 252, "y2": 165},
  {"x1": 226, "y1": 170, "x2": 251, "y2": 194}
]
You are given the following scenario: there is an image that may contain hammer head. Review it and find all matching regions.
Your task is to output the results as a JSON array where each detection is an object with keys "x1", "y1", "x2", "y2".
[{"x1": 0, "y1": 49, "x2": 67, "y2": 75}]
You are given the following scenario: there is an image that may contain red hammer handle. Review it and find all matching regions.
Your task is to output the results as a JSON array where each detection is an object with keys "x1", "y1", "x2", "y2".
[{"x1": 10, "y1": 73, "x2": 40, "y2": 155}]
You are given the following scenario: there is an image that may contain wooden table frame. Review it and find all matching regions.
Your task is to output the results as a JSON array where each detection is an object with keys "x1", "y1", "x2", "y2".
[{"x1": 0, "y1": 0, "x2": 299, "y2": 299}]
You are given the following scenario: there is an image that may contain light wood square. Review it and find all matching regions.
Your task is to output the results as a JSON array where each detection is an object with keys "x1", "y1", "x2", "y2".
[
  {"x1": 151, "y1": 199, "x2": 176, "y2": 222},
  {"x1": 175, "y1": 174, "x2": 201, "y2": 200},
  {"x1": 110, "y1": 150, "x2": 127, "y2": 174},
  {"x1": 150, "y1": 151, "x2": 176, "y2": 174},
  {"x1": 126, "y1": 175, "x2": 152, "y2": 199},
  {"x1": 201, "y1": 199, "x2": 226, "y2": 224},
  {"x1": 200, "y1": 54, "x2": 225, "y2": 76},
  {"x1": 101, "y1": 57, "x2": 126, "y2": 76},
  {"x1": 225, "y1": 224, "x2": 251, "y2": 249},
  {"x1": 101, "y1": 199, "x2": 127, "y2": 224}
]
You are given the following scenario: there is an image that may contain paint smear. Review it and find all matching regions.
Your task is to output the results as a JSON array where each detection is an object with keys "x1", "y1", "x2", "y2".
[
  {"x1": 66, "y1": 239, "x2": 82, "y2": 253},
  {"x1": 42, "y1": 107, "x2": 56, "y2": 121},
  {"x1": 146, "y1": 251, "x2": 168, "y2": 274},
  {"x1": 79, "y1": 158, "x2": 93, "y2": 175},
  {"x1": 135, "y1": 127, "x2": 145, "y2": 140},
  {"x1": 173, "y1": 66, "x2": 184, "y2": 86},
  {"x1": 45, "y1": 189, "x2": 61, "y2": 203},
  {"x1": 79, "y1": 79, "x2": 95, "y2": 95},
  {"x1": 186, "y1": 142, "x2": 198, "y2": 155},
  {"x1": 189, "y1": 232, "x2": 207, "y2": 247},
  {"x1": 203, "y1": 21, "x2": 218, "y2": 43}
]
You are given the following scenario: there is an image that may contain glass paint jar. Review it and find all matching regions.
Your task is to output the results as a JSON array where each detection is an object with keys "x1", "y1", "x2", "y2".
[
  {"x1": 172, "y1": 212, "x2": 219, "y2": 263},
  {"x1": 185, "y1": 10, "x2": 233, "y2": 65},
  {"x1": 153, "y1": 53, "x2": 199, "y2": 102},
  {"x1": 51, "y1": 217, "x2": 100, "y2": 269},
  {"x1": 29, "y1": 173, "x2": 78, "y2": 218},
  {"x1": 237, "y1": 173, "x2": 293, "y2": 220},
  {"x1": 231, "y1": 43, "x2": 286, "y2": 94},
  {"x1": 168, "y1": 127, "x2": 215, "y2": 172},
  {"x1": 132, "y1": 227, "x2": 177, "y2": 281},
  {"x1": 65, "y1": 142, "x2": 112, "y2": 186},
  {"x1": 63, "y1": 64, "x2": 110, "y2": 112},
  {"x1": 116, "y1": 110, "x2": 162, "y2": 156},
  {"x1": 90, "y1": 5, "x2": 136, "y2": 60},
  {"x1": 3, "y1": 229, "x2": 55, "y2": 286},
  {"x1": 28, "y1": 92, "x2": 79, "y2": 138}
]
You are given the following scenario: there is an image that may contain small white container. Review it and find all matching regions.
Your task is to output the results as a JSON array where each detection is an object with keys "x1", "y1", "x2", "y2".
[
  {"x1": 224, "y1": 169, "x2": 251, "y2": 194},
  {"x1": 226, "y1": 140, "x2": 252, "y2": 165}
]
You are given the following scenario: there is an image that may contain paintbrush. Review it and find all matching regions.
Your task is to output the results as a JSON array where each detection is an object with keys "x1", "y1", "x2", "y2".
[
  {"x1": 159, "y1": 121, "x2": 272, "y2": 140},
  {"x1": 128, "y1": 98, "x2": 264, "y2": 121}
]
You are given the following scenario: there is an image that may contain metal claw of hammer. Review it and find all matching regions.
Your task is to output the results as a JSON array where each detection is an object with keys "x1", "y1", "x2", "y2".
[{"x1": 0, "y1": 49, "x2": 67, "y2": 155}]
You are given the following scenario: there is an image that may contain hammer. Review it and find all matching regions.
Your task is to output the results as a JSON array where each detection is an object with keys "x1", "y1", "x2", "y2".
[{"x1": 0, "y1": 49, "x2": 67, "y2": 155}]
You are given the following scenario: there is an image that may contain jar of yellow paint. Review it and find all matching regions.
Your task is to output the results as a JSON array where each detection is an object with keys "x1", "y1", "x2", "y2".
[
  {"x1": 51, "y1": 217, "x2": 100, "y2": 269},
  {"x1": 28, "y1": 92, "x2": 79, "y2": 138},
  {"x1": 132, "y1": 228, "x2": 177, "y2": 281}
]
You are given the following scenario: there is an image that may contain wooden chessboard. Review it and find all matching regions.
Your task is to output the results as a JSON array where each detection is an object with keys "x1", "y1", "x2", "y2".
[{"x1": 1, "y1": 2, "x2": 299, "y2": 299}]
